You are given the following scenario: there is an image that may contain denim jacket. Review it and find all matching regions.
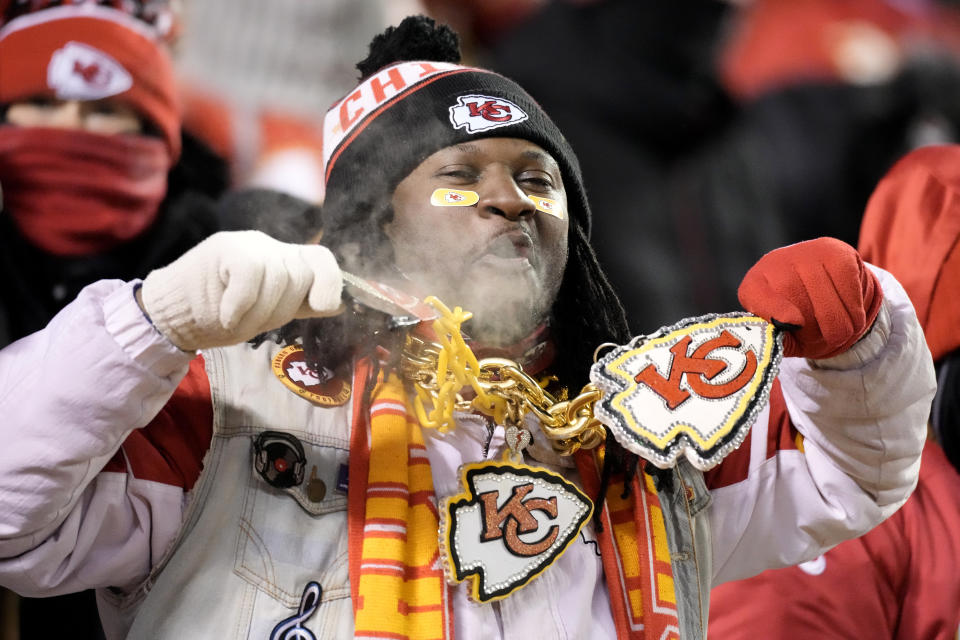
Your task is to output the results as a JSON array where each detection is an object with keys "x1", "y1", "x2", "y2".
[{"x1": 100, "y1": 340, "x2": 714, "y2": 639}]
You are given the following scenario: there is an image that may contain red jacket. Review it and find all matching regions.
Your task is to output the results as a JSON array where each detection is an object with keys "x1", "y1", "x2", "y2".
[{"x1": 709, "y1": 440, "x2": 960, "y2": 639}]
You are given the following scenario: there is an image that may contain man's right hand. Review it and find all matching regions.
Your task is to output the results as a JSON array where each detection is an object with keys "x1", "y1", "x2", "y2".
[{"x1": 140, "y1": 230, "x2": 344, "y2": 352}]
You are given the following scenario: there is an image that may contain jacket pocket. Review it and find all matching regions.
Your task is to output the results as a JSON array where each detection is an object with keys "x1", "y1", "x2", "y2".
[{"x1": 235, "y1": 434, "x2": 351, "y2": 608}]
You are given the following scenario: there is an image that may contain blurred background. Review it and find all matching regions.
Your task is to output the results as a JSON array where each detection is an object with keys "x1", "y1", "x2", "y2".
[{"x1": 5, "y1": 0, "x2": 960, "y2": 637}]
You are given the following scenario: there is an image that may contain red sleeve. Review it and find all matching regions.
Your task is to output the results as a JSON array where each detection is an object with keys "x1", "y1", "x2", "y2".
[
  {"x1": 704, "y1": 379, "x2": 803, "y2": 490},
  {"x1": 101, "y1": 355, "x2": 213, "y2": 491}
]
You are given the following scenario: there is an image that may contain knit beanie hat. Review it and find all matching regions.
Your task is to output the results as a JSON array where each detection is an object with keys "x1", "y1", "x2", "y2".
[
  {"x1": 0, "y1": 3, "x2": 181, "y2": 159},
  {"x1": 320, "y1": 16, "x2": 592, "y2": 238}
]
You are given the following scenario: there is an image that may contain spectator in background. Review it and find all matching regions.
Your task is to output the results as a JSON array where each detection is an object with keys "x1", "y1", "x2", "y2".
[
  {"x1": 0, "y1": 0, "x2": 227, "y2": 344},
  {"x1": 0, "y1": 1, "x2": 227, "y2": 636},
  {"x1": 709, "y1": 145, "x2": 960, "y2": 639}
]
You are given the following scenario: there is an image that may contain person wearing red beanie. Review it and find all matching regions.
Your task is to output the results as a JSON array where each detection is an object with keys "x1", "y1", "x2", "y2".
[{"x1": 0, "y1": 3, "x2": 226, "y2": 342}]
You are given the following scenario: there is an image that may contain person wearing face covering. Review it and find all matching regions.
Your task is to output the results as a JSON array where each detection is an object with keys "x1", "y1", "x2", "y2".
[
  {"x1": 709, "y1": 145, "x2": 960, "y2": 639},
  {"x1": 0, "y1": 1, "x2": 225, "y2": 345},
  {"x1": 0, "y1": 16, "x2": 937, "y2": 639},
  {"x1": 0, "y1": 3, "x2": 226, "y2": 636}
]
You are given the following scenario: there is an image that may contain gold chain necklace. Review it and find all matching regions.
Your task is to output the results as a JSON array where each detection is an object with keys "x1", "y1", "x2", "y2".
[{"x1": 399, "y1": 296, "x2": 605, "y2": 455}]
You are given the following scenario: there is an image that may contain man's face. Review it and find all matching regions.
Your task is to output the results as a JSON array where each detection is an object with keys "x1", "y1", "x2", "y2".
[{"x1": 385, "y1": 137, "x2": 569, "y2": 345}]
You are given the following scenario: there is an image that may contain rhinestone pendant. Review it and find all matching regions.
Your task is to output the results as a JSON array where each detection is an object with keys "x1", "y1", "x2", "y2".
[
  {"x1": 439, "y1": 457, "x2": 593, "y2": 603},
  {"x1": 591, "y1": 313, "x2": 783, "y2": 470}
]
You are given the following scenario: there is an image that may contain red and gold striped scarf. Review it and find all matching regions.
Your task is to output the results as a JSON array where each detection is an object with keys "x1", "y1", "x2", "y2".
[
  {"x1": 575, "y1": 448, "x2": 681, "y2": 640},
  {"x1": 348, "y1": 365, "x2": 453, "y2": 639},
  {"x1": 347, "y1": 361, "x2": 678, "y2": 640}
]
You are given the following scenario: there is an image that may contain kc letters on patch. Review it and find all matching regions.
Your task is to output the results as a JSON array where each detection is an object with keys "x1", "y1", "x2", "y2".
[
  {"x1": 591, "y1": 313, "x2": 782, "y2": 470},
  {"x1": 440, "y1": 458, "x2": 593, "y2": 603},
  {"x1": 272, "y1": 345, "x2": 351, "y2": 407},
  {"x1": 441, "y1": 313, "x2": 780, "y2": 602}
]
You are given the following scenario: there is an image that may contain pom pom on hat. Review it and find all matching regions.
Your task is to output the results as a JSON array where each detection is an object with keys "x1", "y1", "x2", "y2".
[{"x1": 356, "y1": 15, "x2": 461, "y2": 79}]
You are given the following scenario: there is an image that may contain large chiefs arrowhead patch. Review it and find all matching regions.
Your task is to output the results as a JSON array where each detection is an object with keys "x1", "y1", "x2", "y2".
[
  {"x1": 590, "y1": 313, "x2": 783, "y2": 471},
  {"x1": 440, "y1": 461, "x2": 593, "y2": 603}
]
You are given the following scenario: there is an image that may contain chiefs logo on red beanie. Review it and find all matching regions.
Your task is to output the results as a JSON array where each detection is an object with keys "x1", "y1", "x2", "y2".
[{"x1": 0, "y1": 4, "x2": 180, "y2": 161}]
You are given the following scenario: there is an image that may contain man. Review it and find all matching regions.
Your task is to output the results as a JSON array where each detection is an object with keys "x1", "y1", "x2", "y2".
[
  {"x1": 0, "y1": 16, "x2": 936, "y2": 639},
  {"x1": 0, "y1": 0, "x2": 225, "y2": 343},
  {"x1": 709, "y1": 145, "x2": 960, "y2": 639}
]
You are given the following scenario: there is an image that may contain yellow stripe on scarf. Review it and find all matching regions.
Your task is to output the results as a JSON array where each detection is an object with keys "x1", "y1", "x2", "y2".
[{"x1": 354, "y1": 373, "x2": 449, "y2": 640}]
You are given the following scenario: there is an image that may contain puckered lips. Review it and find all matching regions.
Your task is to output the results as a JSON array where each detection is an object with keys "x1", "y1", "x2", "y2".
[{"x1": 476, "y1": 229, "x2": 535, "y2": 270}]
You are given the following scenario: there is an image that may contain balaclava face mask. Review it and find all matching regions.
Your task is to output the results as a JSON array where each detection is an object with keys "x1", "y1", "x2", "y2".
[{"x1": 0, "y1": 4, "x2": 180, "y2": 255}]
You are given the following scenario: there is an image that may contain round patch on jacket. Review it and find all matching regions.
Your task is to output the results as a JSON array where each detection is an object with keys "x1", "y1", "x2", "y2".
[
  {"x1": 272, "y1": 345, "x2": 351, "y2": 406},
  {"x1": 590, "y1": 313, "x2": 782, "y2": 471}
]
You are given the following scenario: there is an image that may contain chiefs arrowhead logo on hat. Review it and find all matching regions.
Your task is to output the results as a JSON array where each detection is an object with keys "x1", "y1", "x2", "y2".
[
  {"x1": 591, "y1": 313, "x2": 782, "y2": 470},
  {"x1": 449, "y1": 94, "x2": 528, "y2": 134},
  {"x1": 47, "y1": 41, "x2": 133, "y2": 100},
  {"x1": 440, "y1": 460, "x2": 592, "y2": 603}
]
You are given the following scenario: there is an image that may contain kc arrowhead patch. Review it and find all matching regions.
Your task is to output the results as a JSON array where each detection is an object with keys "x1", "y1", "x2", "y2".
[
  {"x1": 440, "y1": 460, "x2": 593, "y2": 603},
  {"x1": 590, "y1": 313, "x2": 782, "y2": 470}
]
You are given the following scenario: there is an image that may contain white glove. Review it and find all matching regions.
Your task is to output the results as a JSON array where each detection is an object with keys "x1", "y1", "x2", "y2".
[{"x1": 140, "y1": 230, "x2": 343, "y2": 351}]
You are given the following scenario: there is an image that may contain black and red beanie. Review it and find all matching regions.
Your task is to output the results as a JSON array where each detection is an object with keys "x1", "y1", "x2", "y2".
[{"x1": 320, "y1": 16, "x2": 592, "y2": 238}]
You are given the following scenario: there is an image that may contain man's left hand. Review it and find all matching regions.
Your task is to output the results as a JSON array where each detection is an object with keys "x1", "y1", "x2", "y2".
[{"x1": 737, "y1": 237, "x2": 882, "y2": 359}]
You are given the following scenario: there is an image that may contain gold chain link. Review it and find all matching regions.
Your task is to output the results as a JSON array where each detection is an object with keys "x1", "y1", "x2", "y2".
[{"x1": 400, "y1": 297, "x2": 605, "y2": 455}]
